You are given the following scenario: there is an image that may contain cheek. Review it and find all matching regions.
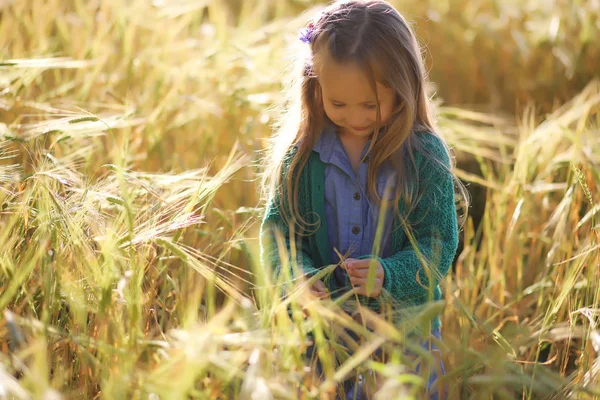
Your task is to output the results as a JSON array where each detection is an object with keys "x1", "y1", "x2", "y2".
[
  {"x1": 379, "y1": 104, "x2": 394, "y2": 124},
  {"x1": 323, "y1": 104, "x2": 342, "y2": 121}
]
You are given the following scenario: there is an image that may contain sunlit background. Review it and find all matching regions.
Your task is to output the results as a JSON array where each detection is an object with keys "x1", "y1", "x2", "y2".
[{"x1": 0, "y1": 0, "x2": 599, "y2": 398}]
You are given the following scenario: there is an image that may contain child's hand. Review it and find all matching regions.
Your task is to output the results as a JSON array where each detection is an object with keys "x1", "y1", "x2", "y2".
[
  {"x1": 343, "y1": 258, "x2": 384, "y2": 297},
  {"x1": 301, "y1": 279, "x2": 329, "y2": 319},
  {"x1": 309, "y1": 279, "x2": 330, "y2": 299}
]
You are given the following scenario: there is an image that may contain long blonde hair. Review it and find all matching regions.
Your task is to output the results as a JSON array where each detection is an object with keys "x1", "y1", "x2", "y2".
[{"x1": 262, "y1": 0, "x2": 467, "y2": 233}]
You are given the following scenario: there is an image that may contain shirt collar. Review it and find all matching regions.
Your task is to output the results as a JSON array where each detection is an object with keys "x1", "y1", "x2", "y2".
[
  {"x1": 292, "y1": 122, "x2": 336, "y2": 152},
  {"x1": 312, "y1": 122, "x2": 339, "y2": 164},
  {"x1": 294, "y1": 122, "x2": 374, "y2": 164}
]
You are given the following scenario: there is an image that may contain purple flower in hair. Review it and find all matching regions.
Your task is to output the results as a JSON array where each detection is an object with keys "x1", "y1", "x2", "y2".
[{"x1": 299, "y1": 23, "x2": 315, "y2": 44}]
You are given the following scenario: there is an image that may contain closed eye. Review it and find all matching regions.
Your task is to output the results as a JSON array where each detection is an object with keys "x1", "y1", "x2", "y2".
[{"x1": 331, "y1": 102, "x2": 377, "y2": 109}]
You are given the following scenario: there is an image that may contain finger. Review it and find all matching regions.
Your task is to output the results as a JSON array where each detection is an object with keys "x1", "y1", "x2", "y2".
[
  {"x1": 310, "y1": 278, "x2": 326, "y2": 288},
  {"x1": 310, "y1": 289, "x2": 329, "y2": 299},
  {"x1": 354, "y1": 286, "x2": 381, "y2": 297},
  {"x1": 350, "y1": 285, "x2": 380, "y2": 298},
  {"x1": 353, "y1": 282, "x2": 382, "y2": 297},
  {"x1": 349, "y1": 260, "x2": 379, "y2": 270},
  {"x1": 342, "y1": 258, "x2": 359, "y2": 270},
  {"x1": 311, "y1": 287, "x2": 328, "y2": 298},
  {"x1": 349, "y1": 270, "x2": 384, "y2": 281},
  {"x1": 347, "y1": 268, "x2": 374, "y2": 278},
  {"x1": 349, "y1": 277, "x2": 382, "y2": 288}
]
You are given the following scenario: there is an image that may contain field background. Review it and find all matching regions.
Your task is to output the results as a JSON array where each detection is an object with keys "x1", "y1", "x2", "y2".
[{"x1": 0, "y1": 0, "x2": 599, "y2": 399}]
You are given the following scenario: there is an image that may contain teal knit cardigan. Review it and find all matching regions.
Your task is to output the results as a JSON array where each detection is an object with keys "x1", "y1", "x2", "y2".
[{"x1": 260, "y1": 131, "x2": 459, "y2": 334}]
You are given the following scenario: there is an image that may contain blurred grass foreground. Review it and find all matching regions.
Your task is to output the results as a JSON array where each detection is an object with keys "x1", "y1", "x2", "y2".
[{"x1": 1, "y1": 0, "x2": 599, "y2": 399}]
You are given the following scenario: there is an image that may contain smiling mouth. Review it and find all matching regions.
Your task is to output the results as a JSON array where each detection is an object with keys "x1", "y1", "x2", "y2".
[{"x1": 351, "y1": 126, "x2": 371, "y2": 131}]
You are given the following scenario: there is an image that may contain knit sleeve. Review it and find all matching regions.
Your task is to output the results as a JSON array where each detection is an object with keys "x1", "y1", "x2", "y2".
[
  {"x1": 361, "y1": 134, "x2": 459, "y2": 304},
  {"x1": 259, "y1": 154, "x2": 319, "y2": 281}
]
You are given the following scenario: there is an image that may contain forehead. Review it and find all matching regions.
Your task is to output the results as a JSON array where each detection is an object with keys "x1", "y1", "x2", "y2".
[{"x1": 316, "y1": 53, "x2": 391, "y2": 103}]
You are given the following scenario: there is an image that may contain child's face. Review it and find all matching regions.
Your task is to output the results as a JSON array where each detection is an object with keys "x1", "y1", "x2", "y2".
[{"x1": 317, "y1": 55, "x2": 396, "y2": 140}]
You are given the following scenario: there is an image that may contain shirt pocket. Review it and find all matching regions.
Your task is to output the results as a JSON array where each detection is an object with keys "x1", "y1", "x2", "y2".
[{"x1": 375, "y1": 170, "x2": 397, "y2": 202}]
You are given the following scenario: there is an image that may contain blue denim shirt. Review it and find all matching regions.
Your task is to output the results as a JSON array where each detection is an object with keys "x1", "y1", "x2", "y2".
[{"x1": 312, "y1": 124, "x2": 397, "y2": 289}]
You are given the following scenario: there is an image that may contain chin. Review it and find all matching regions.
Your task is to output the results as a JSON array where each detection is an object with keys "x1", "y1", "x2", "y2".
[{"x1": 352, "y1": 128, "x2": 374, "y2": 136}]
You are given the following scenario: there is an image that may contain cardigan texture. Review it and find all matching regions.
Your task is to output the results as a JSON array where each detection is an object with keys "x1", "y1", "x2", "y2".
[{"x1": 260, "y1": 131, "x2": 459, "y2": 335}]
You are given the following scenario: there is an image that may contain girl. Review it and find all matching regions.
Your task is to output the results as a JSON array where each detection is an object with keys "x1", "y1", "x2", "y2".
[{"x1": 260, "y1": 1, "x2": 465, "y2": 398}]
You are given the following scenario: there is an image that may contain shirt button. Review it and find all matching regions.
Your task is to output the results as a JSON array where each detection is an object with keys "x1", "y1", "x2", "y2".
[
  {"x1": 353, "y1": 192, "x2": 360, "y2": 200},
  {"x1": 352, "y1": 226, "x2": 360, "y2": 235}
]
